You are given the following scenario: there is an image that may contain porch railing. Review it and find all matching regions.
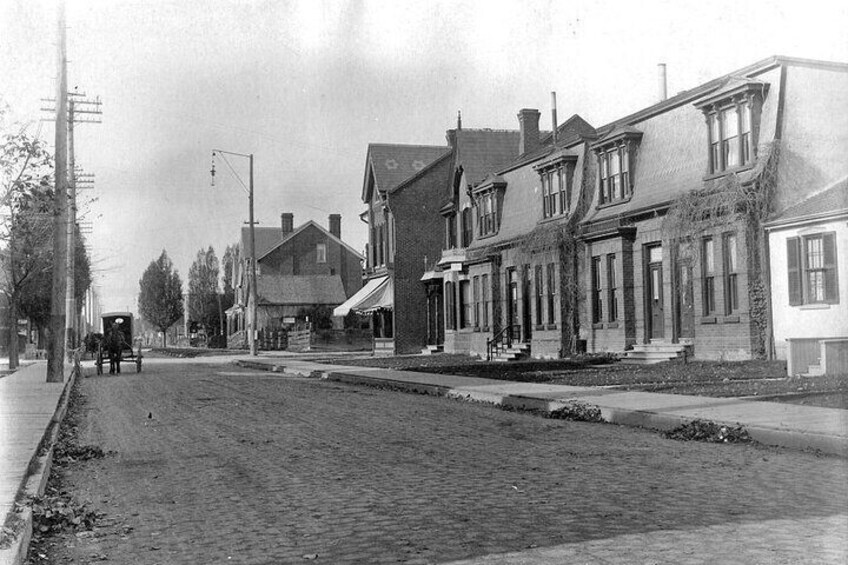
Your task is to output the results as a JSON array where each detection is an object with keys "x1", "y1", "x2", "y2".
[{"x1": 486, "y1": 324, "x2": 521, "y2": 361}]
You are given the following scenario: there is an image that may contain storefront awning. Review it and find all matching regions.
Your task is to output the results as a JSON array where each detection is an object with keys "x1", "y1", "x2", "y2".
[
  {"x1": 355, "y1": 277, "x2": 393, "y2": 313},
  {"x1": 333, "y1": 276, "x2": 390, "y2": 317}
]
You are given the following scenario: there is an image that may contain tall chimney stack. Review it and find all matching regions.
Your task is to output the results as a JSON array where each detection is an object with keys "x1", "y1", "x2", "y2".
[
  {"x1": 329, "y1": 214, "x2": 341, "y2": 239},
  {"x1": 658, "y1": 63, "x2": 668, "y2": 102},
  {"x1": 551, "y1": 92, "x2": 558, "y2": 144},
  {"x1": 281, "y1": 212, "x2": 293, "y2": 235},
  {"x1": 517, "y1": 108, "x2": 541, "y2": 155}
]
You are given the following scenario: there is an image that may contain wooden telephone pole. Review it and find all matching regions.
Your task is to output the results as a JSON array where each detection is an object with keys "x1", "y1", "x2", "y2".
[{"x1": 47, "y1": 1, "x2": 68, "y2": 382}]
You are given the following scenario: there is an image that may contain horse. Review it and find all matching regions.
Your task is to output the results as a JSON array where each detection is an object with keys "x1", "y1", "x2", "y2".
[{"x1": 105, "y1": 323, "x2": 127, "y2": 374}]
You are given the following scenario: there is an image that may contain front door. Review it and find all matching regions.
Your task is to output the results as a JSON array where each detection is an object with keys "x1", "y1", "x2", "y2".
[
  {"x1": 521, "y1": 266, "x2": 532, "y2": 342},
  {"x1": 507, "y1": 268, "x2": 518, "y2": 340},
  {"x1": 676, "y1": 261, "x2": 694, "y2": 340},
  {"x1": 647, "y1": 246, "x2": 664, "y2": 339}
]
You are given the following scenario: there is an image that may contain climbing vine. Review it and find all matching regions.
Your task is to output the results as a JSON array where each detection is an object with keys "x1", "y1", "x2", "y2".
[{"x1": 664, "y1": 141, "x2": 780, "y2": 358}]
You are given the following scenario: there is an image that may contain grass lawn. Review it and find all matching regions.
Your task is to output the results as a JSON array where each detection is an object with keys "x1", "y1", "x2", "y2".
[{"x1": 319, "y1": 354, "x2": 848, "y2": 410}]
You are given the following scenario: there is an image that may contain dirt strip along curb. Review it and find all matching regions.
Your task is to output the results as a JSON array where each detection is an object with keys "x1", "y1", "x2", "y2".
[{"x1": 0, "y1": 367, "x2": 79, "y2": 565}]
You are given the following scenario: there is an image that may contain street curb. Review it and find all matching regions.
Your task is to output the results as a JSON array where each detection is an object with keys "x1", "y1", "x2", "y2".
[
  {"x1": 233, "y1": 360, "x2": 848, "y2": 457},
  {"x1": 0, "y1": 367, "x2": 79, "y2": 565}
]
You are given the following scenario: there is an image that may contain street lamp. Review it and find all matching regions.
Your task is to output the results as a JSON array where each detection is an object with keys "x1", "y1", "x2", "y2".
[{"x1": 211, "y1": 149, "x2": 258, "y2": 356}]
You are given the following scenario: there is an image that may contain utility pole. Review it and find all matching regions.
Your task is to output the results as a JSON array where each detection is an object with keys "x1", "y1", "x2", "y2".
[
  {"x1": 47, "y1": 0, "x2": 68, "y2": 382},
  {"x1": 211, "y1": 149, "x2": 258, "y2": 355},
  {"x1": 63, "y1": 96, "x2": 101, "y2": 354}
]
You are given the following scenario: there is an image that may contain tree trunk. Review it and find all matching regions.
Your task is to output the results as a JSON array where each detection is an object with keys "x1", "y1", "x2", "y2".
[{"x1": 8, "y1": 296, "x2": 19, "y2": 370}]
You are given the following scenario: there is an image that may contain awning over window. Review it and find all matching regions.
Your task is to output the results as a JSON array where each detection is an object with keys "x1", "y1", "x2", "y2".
[{"x1": 333, "y1": 276, "x2": 391, "y2": 317}]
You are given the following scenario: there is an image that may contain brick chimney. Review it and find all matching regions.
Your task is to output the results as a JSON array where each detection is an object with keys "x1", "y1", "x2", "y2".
[
  {"x1": 281, "y1": 213, "x2": 293, "y2": 235},
  {"x1": 518, "y1": 108, "x2": 541, "y2": 155},
  {"x1": 329, "y1": 214, "x2": 341, "y2": 239}
]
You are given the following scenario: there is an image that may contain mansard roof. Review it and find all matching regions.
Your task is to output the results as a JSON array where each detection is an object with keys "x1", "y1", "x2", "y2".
[{"x1": 453, "y1": 128, "x2": 521, "y2": 188}]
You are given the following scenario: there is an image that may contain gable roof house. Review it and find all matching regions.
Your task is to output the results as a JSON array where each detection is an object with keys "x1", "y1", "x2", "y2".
[
  {"x1": 334, "y1": 143, "x2": 453, "y2": 355},
  {"x1": 578, "y1": 56, "x2": 848, "y2": 362},
  {"x1": 228, "y1": 213, "x2": 363, "y2": 349}
]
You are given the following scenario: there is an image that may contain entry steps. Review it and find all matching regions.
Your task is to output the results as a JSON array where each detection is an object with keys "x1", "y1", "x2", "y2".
[
  {"x1": 620, "y1": 341, "x2": 691, "y2": 365},
  {"x1": 421, "y1": 344, "x2": 444, "y2": 355},
  {"x1": 492, "y1": 342, "x2": 531, "y2": 362}
]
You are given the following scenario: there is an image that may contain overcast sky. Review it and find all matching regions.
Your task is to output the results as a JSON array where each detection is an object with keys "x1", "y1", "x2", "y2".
[{"x1": 2, "y1": 0, "x2": 847, "y2": 314}]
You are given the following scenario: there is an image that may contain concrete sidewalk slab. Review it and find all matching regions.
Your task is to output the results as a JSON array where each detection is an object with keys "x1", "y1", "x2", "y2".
[
  {"x1": 235, "y1": 356, "x2": 848, "y2": 457},
  {"x1": 0, "y1": 362, "x2": 76, "y2": 565}
]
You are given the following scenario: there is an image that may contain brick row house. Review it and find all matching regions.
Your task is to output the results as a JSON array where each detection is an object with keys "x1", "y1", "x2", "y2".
[
  {"x1": 228, "y1": 213, "x2": 363, "y2": 347},
  {"x1": 355, "y1": 56, "x2": 848, "y2": 363}
]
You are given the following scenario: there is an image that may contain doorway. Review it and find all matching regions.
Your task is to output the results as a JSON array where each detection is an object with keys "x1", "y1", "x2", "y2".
[{"x1": 646, "y1": 245, "x2": 664, "y2": 340}]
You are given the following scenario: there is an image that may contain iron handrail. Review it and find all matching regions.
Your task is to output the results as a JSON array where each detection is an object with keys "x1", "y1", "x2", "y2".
[{"x1": 486, "y1": 324, "x2": 521, "y2": 361}]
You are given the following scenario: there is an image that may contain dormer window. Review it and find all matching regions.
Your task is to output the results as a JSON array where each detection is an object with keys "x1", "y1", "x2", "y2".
[
  {"x1": 592, "y1": 127, "x2": 642, "y2": 207},
  {"x1": 472, "y1": 175, "x2": 507, "y2": 237},
  {"x1": 534, "y1": 153, "x2": 577, "y2": 219},
  {"x1": 695, "y1": 78, "x2": 768, "y2": 176}
]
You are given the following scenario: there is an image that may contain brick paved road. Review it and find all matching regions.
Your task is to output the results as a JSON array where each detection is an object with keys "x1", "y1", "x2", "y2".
[{"x1": 35, "y1": 359, "x2": 847, "y2": 564}]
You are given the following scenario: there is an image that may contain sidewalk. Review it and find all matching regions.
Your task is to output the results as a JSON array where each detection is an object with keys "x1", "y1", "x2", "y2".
[
  {"x1": 236, "y1": 357, "x2": 848, "y2": 457},
  {"x1": 0, "y1": 362, "x2": 75, "y2": 565}
]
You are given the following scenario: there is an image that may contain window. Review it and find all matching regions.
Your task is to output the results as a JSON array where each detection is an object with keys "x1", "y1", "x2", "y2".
[
  {"x1": 788, "y1": 233, "x2": 839, "y2": 305},
  {"x1": 481, "y1": 274, "x2": 490, "y2": 328},
  {"x1": 591, "y1": 256, "x2": 603, "y2": 323},
  {"x1": 546, "y1": 263, "x2": 556, "y2": 324},
  {"x1": 477, "y1": 192, "x2": 497, "y2": 236},
  {"x1": 446, "y1": 214, "x2": 457, "y2": 249},
  {"x1": 594, "y1": 134, "x2": 639, "y2": 206},
  {"x1": 472, "y1": 276, "x2": 480, "y2": 328},
  {"x1": 723, "y1": 233, "x2": 738, "y2": 314},
  {"x1": 445, "y1": 281, "x2": 456, "y2": 330},
  {"x1": 461, "y1": 207, "x2": 473, "y2": 247},
  {"x1": 706, "y1": 101, "x2": 755, "y2": 174},
  {"x1": 537, "y1": 159, "x2": 575, "y2": 219},
  {"x1": 534, "y1": 265, "x2": 544, "y2": 325},
  {"x1": 607, "y1": 254, "x2": 618, "y2": 321},
  {"x1": 702, "y1": 237, "x2": 716, "y2": 315},
  {"x1": 316, "y1": 243, "x2": 327, "y2": 264},
  {"x1": 459, "y1": 280, "x2": 472, "y2": 328}
]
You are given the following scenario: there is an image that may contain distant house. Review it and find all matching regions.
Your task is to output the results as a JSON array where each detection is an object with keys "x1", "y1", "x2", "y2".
[
  {"x1": 228, "y1": 213, "x2": 363, "y2": 347},
  {"x1": 765, "y1": 178, "x2": 848, "y2": 375}
]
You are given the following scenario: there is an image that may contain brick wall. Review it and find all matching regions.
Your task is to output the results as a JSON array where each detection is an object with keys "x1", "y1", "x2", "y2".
[{"x1": 389, "y1": 156, "x2": 453, "y2": 354}]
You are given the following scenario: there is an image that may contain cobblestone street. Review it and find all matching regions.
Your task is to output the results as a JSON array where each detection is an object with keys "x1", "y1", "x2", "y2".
[{"x1": 36, "y1": 359, "x2": 848, "y2": 564}]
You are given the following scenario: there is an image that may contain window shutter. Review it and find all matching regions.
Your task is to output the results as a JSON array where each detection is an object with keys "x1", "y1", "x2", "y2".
[
  {"x1": 822, "y1": 232, "x2": 839, "y2": 303},
  {"x1": 787, "y1": 237, "x2": 802, "y2": 306}
]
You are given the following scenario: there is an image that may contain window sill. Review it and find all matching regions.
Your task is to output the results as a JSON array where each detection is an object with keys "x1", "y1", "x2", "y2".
[
  {"x1": 606, "y1": 321, "x2": 620, "y2": 329},
  {"x1": 476, "y1": 232, "x2": 499, "y2": 241},
  {"x1": 700, "y1": 316, "x2": 717, "y2": 324},
  {"x1": 722, "y1": 315, "x2": 740, "y2": 324},
  {"x1": 799, "y1": 303, "x2": 833, "y2": 310},
  {"x1": 481, "y1": 326, "x2": 490, "y2": 333},
  {"x1": 534, "y1": 324, "x2": 546, "y2": 331},
  {"x1": 702, "y1": 163, "x2": 754, "y2": 182},
  {"x1": 545, "y1": 324, "x2": 558, "y2": 331},
  {"x1": 595, "y1": 195, "x2": 633, "y2": 210},
  {"x1": 592, "y1": 322, "x2": 604, "y2": 329},
  {"x1": 538, "y1": 214, "x2": 569, "y2": 225}
]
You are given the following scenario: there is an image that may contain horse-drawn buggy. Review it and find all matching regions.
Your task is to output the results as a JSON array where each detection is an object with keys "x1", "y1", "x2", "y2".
[{"x1": 96, "y1": 311, "x2": 142, "y2": 375}]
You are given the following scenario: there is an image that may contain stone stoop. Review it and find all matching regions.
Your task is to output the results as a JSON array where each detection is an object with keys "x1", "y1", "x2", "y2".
[
  {"x1": 620, "y1": 342, "x2": 691, "y2": 365},
  {"x1": 492, "y1": 342, "x2": 531, "y2": 362},
  {"x1": 803, "y1": 364, "x2": 825, "y2": 377},
  {"x1": 421, "y1": 344, "x2": 444, "y2": 355}
]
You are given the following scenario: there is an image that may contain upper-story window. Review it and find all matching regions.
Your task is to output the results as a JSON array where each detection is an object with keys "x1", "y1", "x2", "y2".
[
  {"x1": 472, "y1": 175, "x2": 506, "y2": 238},
  {"x1": 445, "y1": 213, "x2": 457, "y2": 249},
  {"x1": 592, "y1": 127, "x2": 641, "y2": 207},
  {"x1": 695, "y1": 79, "x2": 767, "y2": 176},
  {"x1": 316, "y1": 243, "x2": 327, "y2": 263},
  {"x1": 461, "y1": 207, "x2": 473, "y2": 247},
  {"x1": 535, "y1": 154, "x2": 576, "y2": 219}
]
